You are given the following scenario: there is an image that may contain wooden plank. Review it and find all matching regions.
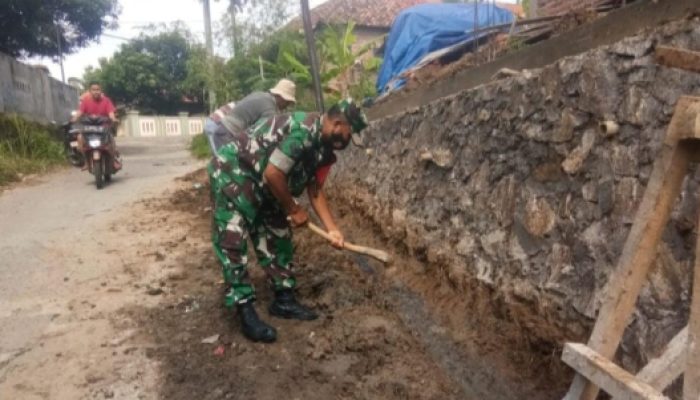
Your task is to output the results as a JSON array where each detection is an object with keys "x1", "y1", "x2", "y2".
[
  {"x1": 656, "y1": 46, "x2": 700, "y2": 74},
  {"x1": 562, "y1": 343, "x2": 670, "y2": 400},
  {"x1": 635, "y1": 327, "x2": 688, "y2": 393},
  {"x1": 685, "y1": 216, "x2": 700, "y2": 400},
  {"x1": 564, "y1": 97, "x2": 700, "y2": 400},
  {"x1": 665, "y1": 97, "x2": 700, "y2": 141}
]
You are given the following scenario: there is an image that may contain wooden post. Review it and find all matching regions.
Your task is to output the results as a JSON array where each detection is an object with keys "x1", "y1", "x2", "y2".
[
  {"x1": 565, "y1": 97, "x2": 700, "y2": 400},
  {"x1": 655, "y1": 46, "x2": 700, "y2": 74},
  {"x1": 685, "y1": 211, "x2": 700, "y2": 399},
  {"x1": 562, "y1": 343, "x2": 669, "y2": 400},
  {"x1": 530, "y1": 0, "x2": 538, "y2": 18},
  {"x1": 634, "y1": 326, "x2": 688, "y2": 394}
]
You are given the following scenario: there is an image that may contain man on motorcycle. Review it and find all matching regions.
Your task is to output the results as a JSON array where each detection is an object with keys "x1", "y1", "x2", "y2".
[{"x1": 72, "y1": 82, "x2": 121, "y2": 170}]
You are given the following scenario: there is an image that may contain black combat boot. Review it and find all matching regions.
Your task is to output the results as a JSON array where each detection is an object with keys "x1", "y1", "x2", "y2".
[
  {"x1": 269, "y1": 289, "x2": 318, "y2": 320},
  {"x1": 237, "y1": 302, "x2": 277, "y2": 343}
]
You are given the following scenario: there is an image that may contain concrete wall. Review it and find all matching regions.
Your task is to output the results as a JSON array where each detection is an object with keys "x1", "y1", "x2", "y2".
[
  {"x1": 353, "y1": 27, "x2": 387, "y2": 53},
  {"x1": 117, "y1": 111, "x2": 205, "y2": 138},
  {"x1": 331, "y1": 17, "x2": 700, "y2": 372},
  {"x1": 0, "y1": 52, "x2": 79, "y2": 124}
]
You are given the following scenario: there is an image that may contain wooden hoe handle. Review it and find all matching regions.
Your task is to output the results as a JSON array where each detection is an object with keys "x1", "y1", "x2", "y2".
[{"x1": 306, "y1": 222, "x2": 391, "y2": 264}]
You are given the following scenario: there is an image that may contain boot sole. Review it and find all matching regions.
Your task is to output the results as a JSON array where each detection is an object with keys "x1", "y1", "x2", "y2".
[
  {"x1": 268, "y1": 308, "x2": 318, "y2": 321},
  {"x1": 242, "y1": 332, "x2": 277, "y2": 343},
  {"x1": 249, "y1": 336, "x2": 277, "y2": 343}
]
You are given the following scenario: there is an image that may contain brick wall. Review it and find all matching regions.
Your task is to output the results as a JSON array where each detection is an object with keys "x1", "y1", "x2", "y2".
[{"x1": 536, "y1": 0, "x2": 598, "y2": 16}]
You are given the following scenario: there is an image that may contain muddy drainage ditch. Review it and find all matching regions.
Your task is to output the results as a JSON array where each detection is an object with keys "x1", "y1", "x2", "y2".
[{"x1": 117, "y1": 170, "x2": 572, "y2": 400}]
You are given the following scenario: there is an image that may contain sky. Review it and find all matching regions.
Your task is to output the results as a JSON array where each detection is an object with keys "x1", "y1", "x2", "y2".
[
  {"x1": 31, "y1": 0, "x2": 330, "y2": 81},
  {"x1": 32, "y1": 0, "x2": 516, "y2": 82}
]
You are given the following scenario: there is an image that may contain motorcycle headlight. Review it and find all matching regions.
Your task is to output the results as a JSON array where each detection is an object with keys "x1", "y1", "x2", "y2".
[{"x1": 89, "y1": 139, "x2": 101, "y2": 147}]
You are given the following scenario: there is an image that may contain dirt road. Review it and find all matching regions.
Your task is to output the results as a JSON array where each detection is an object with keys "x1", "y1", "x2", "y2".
[
  {"x1": 0, "y1": 136, "x2": 567, "y2": 400},
  {"x1": 0, "y1": 136, "x2": 201, "y2": 399}
]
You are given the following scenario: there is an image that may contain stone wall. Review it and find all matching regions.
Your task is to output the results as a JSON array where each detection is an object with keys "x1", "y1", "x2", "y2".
[
  {"x1": 0, "y1": 52, "x2": 79, "y2": 124},
  {"x1": 331, "y1": 18, "x2": 700, "y2": 370}
]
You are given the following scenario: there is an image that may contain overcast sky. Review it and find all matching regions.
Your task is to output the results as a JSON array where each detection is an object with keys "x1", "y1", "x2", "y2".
[{"x1": 32, "y1": 0, "x2": 515, "y2": 82}]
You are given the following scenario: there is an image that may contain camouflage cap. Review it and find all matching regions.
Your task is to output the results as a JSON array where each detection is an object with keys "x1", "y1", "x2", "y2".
[
  {"x1": 336, "y1": 98, "x2": 368, "y2": 133},
  {"x1": 335, "y1": 98, "x2": 368, "y2": 147}
]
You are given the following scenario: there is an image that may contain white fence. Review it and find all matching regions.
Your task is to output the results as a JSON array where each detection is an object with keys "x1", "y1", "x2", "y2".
[{"x1": 117, "y1": 111, "x2": 206, "y2": 137}]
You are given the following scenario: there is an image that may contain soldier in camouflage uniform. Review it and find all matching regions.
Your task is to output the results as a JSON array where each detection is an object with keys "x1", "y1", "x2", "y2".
[{"x1": 208, "y1": 99, "x2": 368, "y2": 343}]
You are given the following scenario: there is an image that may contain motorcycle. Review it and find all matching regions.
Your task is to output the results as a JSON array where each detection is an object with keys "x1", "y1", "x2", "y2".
[
  {"x1": 62, "y1": 119, "x2": 85, "y2": 168},
  {"x1": 78, "y1": 115, "x2": 117, "y2": 189}
]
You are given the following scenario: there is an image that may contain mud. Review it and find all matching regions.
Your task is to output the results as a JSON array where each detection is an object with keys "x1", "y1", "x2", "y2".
[{"x1": 117, "y1": 170, "x2": 570, "y2": 399}]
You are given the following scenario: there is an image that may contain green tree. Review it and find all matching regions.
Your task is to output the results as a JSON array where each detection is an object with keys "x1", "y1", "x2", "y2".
[
  {"x1": 84, "y1": 26, "x2": 207, "y2": 114},
  {"x1": 219, "y1": 0, "x2": 297, "y2": 55},
  {"x1": 184, "y1": 46, "x2": 231, "y2": 111},
  {"x1": 0, "y1": 0, "x2": 119, "y2": 58},
  {"x1": 209, "y1": 3, "x2": 380, "y2": 108}
]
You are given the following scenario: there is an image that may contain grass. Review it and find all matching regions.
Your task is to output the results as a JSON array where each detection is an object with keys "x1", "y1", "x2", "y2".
[
  {"x1": 190, "y1": 133, "x2": 212, "y2": 160},
  {"x1": 0, "y1": 113, "x2": 66, "y2": 186}
]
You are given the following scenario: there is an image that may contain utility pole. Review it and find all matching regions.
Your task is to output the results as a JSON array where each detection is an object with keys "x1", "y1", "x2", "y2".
[
  {"x1": 229, "y1": 0, "x2": 238, "y2": 57},
  {"x1": 55, "y1": 23, "x2": 65, "y2": 83},
  {"x1": 473, "y1": 0, "x2": 479, "y2": 62},
  {"x1": 203, "y1": 0, "x2": 216, "y2": 112},
  {"x1": 300, "y1": 0, "x2": 324, "y2": 113}
]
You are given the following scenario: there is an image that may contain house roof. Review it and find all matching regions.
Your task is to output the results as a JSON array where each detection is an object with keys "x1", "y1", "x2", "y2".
[
  {"x1": 290, "y1": 0, "x2": 523, "y2": 31},
  {"x1": 294, "y1": 0, "x2": 441, "y2": 30}
]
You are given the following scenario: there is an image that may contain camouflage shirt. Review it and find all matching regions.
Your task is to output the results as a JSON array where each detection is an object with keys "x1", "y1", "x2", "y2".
[{"x1": 216, "y1": 111, "x2": 336, "y2": 197}]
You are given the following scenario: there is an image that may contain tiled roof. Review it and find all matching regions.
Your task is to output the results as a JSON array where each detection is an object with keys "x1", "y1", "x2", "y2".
[
  {"x1": 302, "y1": 0, "x2": 441, "y2": 29},
  {"x1": 291, "y1": 0, "x2": 522, "y2": 30}
]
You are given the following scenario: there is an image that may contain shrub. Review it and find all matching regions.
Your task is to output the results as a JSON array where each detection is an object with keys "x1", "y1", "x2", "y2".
[
  {"x1": 190, "y1": 133, "x2": 211, "y2": 159},
  {"x1": 0, "y1": 114, "x2": 66, "y2": 185}
]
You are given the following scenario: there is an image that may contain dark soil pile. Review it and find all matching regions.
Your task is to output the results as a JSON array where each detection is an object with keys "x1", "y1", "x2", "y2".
[{"x1": 125, "y1": 169, "x2": 571, "y2": 400}]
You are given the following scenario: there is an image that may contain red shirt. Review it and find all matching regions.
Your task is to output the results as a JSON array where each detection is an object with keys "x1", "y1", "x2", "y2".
[
  {"x1": 315, "y1": 153, "x2": 337, "y2": 187},
  {"x1": 79, "y1": 95, "x2": 116, "y2": 116},
  {"x1": 315, "y1": 164, "x2": 333, "y2": 186}
]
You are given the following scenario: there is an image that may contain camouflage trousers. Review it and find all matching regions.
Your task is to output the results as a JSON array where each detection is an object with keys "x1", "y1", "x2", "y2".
[{"x1": 208, "y1": 158, "x2": 296, "y2": 307}]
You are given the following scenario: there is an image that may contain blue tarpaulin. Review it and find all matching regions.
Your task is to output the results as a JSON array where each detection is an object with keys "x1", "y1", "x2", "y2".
[{"x1": 377, "y1": 3, "x2": 515, "y2": 94}]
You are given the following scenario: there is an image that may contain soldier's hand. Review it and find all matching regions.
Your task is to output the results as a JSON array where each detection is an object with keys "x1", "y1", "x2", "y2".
[
  {"x1": 287, "y1": 206, "x2": 309, "y2": 228},
  {"x1": 328, "y1": 230, "x2": 344, "y2": 249}
]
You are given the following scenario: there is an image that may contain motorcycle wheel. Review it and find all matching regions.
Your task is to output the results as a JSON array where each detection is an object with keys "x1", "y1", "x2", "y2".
[
  {"x1": 104, "y1": 154, "x2": 112, "y2": 182},
  {"x1": 95, "y1": 157, "x2": 104, "y2": 189}
]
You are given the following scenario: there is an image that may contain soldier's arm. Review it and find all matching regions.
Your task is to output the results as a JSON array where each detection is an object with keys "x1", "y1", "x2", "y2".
[
  {"x1": 263, "y1": 164, "x2": 308, "y2": 227},
  {"x1": 264, "y1": 120, "x2": 313, "y2": 226},
  {"x1": 263, "y1": 164, "x2": 296, "y2": 214},
  {"x1": 308, "y1": 187, "x2": 343, "y2": 248}
]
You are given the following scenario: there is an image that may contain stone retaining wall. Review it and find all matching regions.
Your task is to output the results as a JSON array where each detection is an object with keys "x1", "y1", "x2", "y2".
[{"x1": 331, "y1": 18, "x2": 700, "y2": 370}]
